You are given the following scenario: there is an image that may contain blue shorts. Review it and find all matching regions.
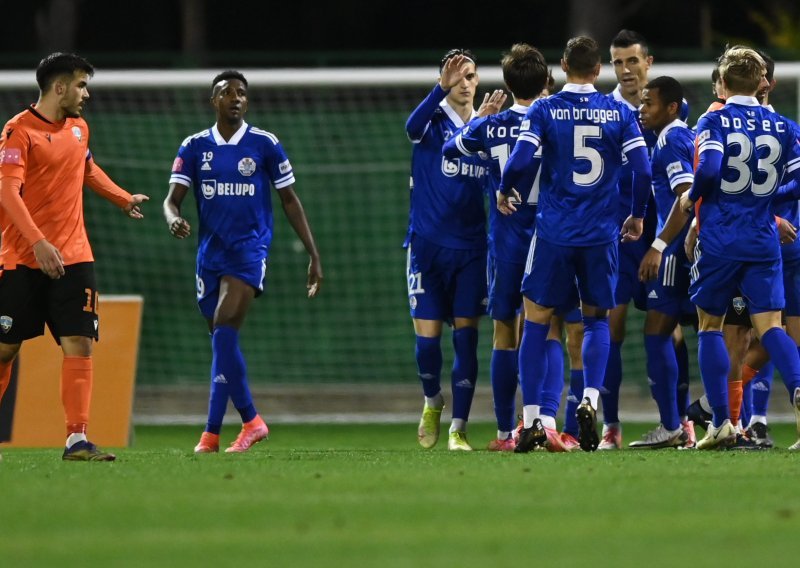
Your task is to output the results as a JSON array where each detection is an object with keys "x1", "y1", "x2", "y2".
[
  {"x1": 521, "y1": 236, "x2": 618, "y2": 310},
  {"x1": 616, "y1": 238, "x2": 648, "y2": 310},
  {"x1": 783, "y1": 255, "x2": 800, "y2": 317},
  {"x1": 562, "y1": 306, "x2": 582, "y2": 324},
  {"x1": 646, "y1": 249, "x2": 694, "y2": 319},
  {"x1": 196, "y1": 258, "x2": 267, "y2": 320},
  {"x1": 689, "y1": 246, "x2": 784, "y2": 316},
  {"x1": 487, "y1": 253, "x2": 524, "y2": 322},
  {"x1": 407, "y1": 234, "x2": 487, "y2": 321}
]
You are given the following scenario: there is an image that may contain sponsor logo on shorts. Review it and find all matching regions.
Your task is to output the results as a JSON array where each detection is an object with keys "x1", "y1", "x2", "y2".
[
  {"x1": 0, "y1": 315, "x2": 12, "y2": 333},
  {"x1": 238, "y1": 157, "x2": 256, "y2": 176},
  {"x1": 732, "y1": 296, "x2": 746, "y2": 315},
  {"x1": 213, "y1": 374, "x2": 227, "y2": 384},
  {"x1": 409, "y1": 296, "x2": 417, "y2": 309},
  {"x1": 94, "y1": 319, "x2": 99, "y2": 331}
]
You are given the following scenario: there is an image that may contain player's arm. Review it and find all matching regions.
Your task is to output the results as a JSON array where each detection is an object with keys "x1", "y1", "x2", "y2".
[
  {"x1": 163, "y1": 182, "x2": 191, "y2": 239},
  {"x1": 277, "y1": 185, "x2": 322, "y2": 298},
  {"x1": 406, "y1": 55, "x2": 470, "y2": 142},
  {"x1": 442, "y1": 119, "x2": 485, "y2": 159},
  {"x1": 0, "y1": 176, "x2": 64, "y2": 278},
  {"x1": 639, "y1": 181, "x2": 692, "y2": 281},
  {"x1": 84, "y1": 158, "x2": 148, "y2": 218},
  {"x1": 620, "y1": 116, "x2": 651, "y2": 243}
]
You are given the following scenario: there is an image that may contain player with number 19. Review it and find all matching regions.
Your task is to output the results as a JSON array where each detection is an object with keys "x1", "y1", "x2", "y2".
[{"x1": 164, "y1": 70, "x2": 322, "y2": 454}]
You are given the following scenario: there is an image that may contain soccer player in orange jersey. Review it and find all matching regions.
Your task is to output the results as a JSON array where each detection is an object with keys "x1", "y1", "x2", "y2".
[{"x1": 0, "y1": 52, "x2": 149, "y2": 461}]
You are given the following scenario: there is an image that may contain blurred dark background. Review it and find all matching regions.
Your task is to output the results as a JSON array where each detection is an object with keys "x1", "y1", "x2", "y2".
[{"x1": 2, "y1": 0, "x2": 799, "y2": 69}]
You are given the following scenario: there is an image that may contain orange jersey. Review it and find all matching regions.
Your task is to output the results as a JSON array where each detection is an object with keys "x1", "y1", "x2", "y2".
[{"x1": 0, "y1": 106, "x2": 93, "y2": 269}]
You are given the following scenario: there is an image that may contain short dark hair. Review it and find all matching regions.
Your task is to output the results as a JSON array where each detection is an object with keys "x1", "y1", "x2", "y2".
[
  {"x1": 711, "y1": 66, "x2": 720, "y2": 83},
  {"x1": 611, "y1": 29, "x2": 649, "y2": 56},
  {"x1": 564, "y1": 36, "x2": 601, "y2": 76},
  {"x1": 644, "y1": 76, "x2": 684, "y2": 109},
  {"x1": 211, "y1": 70, "x2": 248, "y2": 93},
  {"x1": 500, "y1": 43, "x2": 548, "y2": 100},
  {"x1": 35, "y1": 52, "x2": 94, "y2": 92},
  {"x1": 756, "y1": 49, "x2": 775, "y2": 82},
  {"x1": 440, "y1": 48, "x2": 477, "y2": 73}
]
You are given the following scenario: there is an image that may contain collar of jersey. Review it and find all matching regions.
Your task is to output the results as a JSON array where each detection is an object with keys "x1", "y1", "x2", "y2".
[
  {"x1": 439, "y1": 100, "x2": 476, "y2": 128},
  {"x1": 725, "y1": 95, "x2": 760, "y2": 107},
  {"x1": 509, "y1": 103, "x2": 529, "y2": 115},
  {"x1": 562, "y1": 83, "x2": 597, "y2": 95},
  {"x1": 211, "y1": 122, "x2": 248, "y2": 145},
  {"x1": 611, "y1": 85, "x2": 637, "y2": 111},
  {"x1": 657, "y1": 118, "x2": 689, "y2": 146}
]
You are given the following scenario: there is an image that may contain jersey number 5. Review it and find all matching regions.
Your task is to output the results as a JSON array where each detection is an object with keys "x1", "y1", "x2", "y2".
[{"x1": 573, "y1": 126, "x2": 604, "y2": 187}]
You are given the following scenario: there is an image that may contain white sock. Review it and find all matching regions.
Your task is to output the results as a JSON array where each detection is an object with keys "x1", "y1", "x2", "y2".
[
  {"x1": 425, "y1": 393, "x2": 444, "y2": 410},
  {"x1": 540, "y1": 415, "x2": 557, "y2": 430},
  {"x1": 522, "y1": 405, "x2": 540, "y2": 428},
  {"x1": 449, "y1": 419, "x2": 466, "y2": 434},
  {"x1": 583, "y1": 387, "x2": 600, "y2": 409},
  {"x1": 750, "y1": 415, "x2": 767, "y2": 427},
  {"x1": 699, "y1": 395, "x2": 712, "y2": 414},
  {"x1": 66, "y1": 432, "x2": 87, "y2": 448},
  {"x1": 497, "y1": 430, "x2": 512, "y2": 440}
]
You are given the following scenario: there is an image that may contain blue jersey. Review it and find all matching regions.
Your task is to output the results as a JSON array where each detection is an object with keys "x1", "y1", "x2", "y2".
[
  {"x1": 405, "y1": 84, "x2": 488, "y2": 250},
  {"x1": 773, "y1": 119, "x2": 800, "y2": 262},
  {"x1": 443, "y1": 103, "x2": 538, "y2": 263},
  {"x1": 650, "y1": 119, "x2": 695, "y2": 253},
  {"x1": 501, "y1": 83, "x2": 651, "y2": 246},
  {"x1": 691, "y1": 96, "x2": 800, "y2": 261},
  {"x1": 169, "y1": 122, "x2": 295, "y2": 269}
]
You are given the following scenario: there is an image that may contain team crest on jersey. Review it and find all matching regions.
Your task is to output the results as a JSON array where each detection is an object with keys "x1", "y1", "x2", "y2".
[
  {"x1": 238, "y1": 157, "x2": 256, "y2": 177},
  {"x1": 441, "y1": 157, "x2": 460, "y2": 177},
  {"x1": 72, "y1": 126, "x2": 83, "y2": 141},
  {"x1": 732, "y1": 297, "x2": 746, "y2": 315},
  {"x1": 0, "y1": 315, "x2": 12, "y2": 333},
  {"x1": 201, "y1": 179, "x2": 217, "y2": 199}
]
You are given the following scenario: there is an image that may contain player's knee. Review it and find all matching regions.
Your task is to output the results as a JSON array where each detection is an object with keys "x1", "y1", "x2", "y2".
[{"x1": 0, "y1": 342, "x2": 21, "y2": 364}]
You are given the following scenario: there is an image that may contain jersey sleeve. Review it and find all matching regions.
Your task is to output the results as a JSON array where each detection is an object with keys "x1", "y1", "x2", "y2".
[
  {"x1": 662, "y1": 133, "x2": 695, "y2": 193},
  {"x1": 499, "y1": 103, "x2": 543, "y2": 196},
  {"x1": 169, "y1": 135, "x2": 197, "y2": 188},
  {"x1": 688, "y1": 114, "x2": 724, "y2": 202},
  {"x1": 443, "y1": 117, "x2": 487, "y2": 158},
  {"x1": 0, "y1": 121, "x2": 31, "y2": 182},
  {"x1": 263, "y1": 135, "x2": 295, "y2": 190}
]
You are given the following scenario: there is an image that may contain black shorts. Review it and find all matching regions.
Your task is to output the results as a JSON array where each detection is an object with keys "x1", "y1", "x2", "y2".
[
  {"x1": 723, "y1": 295, "x2": 751, "y2": 328},
  {"x1": 0, "y1": 262, "x2": 99, "y2": 344}
]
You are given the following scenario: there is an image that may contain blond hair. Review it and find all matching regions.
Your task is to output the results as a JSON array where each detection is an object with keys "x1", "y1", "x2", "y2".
[{"x1": 718, "y1": 46, "x2": 765, "y2": 94}]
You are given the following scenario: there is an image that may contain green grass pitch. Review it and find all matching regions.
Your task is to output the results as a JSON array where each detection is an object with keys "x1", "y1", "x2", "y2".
[{"x1": 1, "y1": 423, "x2": 798, "y2": 568}]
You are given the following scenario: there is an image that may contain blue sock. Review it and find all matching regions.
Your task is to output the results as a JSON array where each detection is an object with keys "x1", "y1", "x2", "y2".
[
  {"x1": 760, "y1": 328, "x2": 800, "y2": 401},
  {"x1": 583, "y1": 316, "x2": 610, "y2": 392},
  {"x1": 451, "y1": 327, "x2": 478, "y2": 421},
  {"x1": 490, "y1": 349, "x2": 518, "y2": 433},
  {"x1": 206, "y1": 374, "x2": 229, "y2": 435},
  {"x1": 601, "y1": 340, "x2": 622, "y2": 424},
  {"x1": 697, "y1": 331, "x2": 730, "y2": 427},
  {"x1": 645, "y1": 334, "x2": 680, "y2": 431},
  {"x1": 415, "y1": 335, "x2": 442, "y2": 398},
  {"x1": 540, "y1": 339, "x2": 564, "y2": 419},
  {"x1": 518, "y1": 320, "x2": 550, "y2": 406},
  {"x1": 675, "y1": 337, "x2": 690, "y2": 417},
  {"x1": 563, "y1": 369, "x2": 584, "y2": 437},
  {"x1": 212, "y1": 326, "x2": 256, "y2": 423},
  {"x1": 752, "y1": 362, "x2": 774, "y2": 417},
  {"x1": 740, "y1": 380, "x2": 753, "y2": 427}
]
